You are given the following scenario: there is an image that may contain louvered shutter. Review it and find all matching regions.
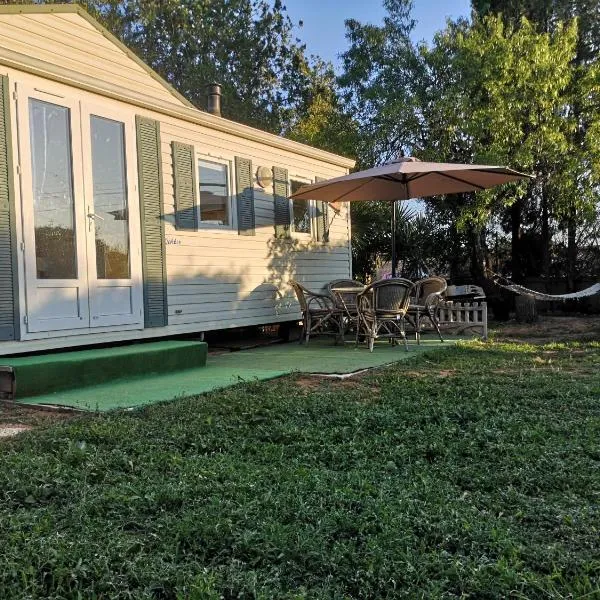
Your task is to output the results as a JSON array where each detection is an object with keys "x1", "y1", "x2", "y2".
[
  {"x1": 273, "y1": 166, "x2": 290, "y2": 237},
  {"x1": 172, "y1": 141, "x2": 197, "y2": 231},
  {"x1": 235, "y1": 156, "x2": 255, "y2": 235},
  {"x1": 0, "y1": 75, "x2": 18, "y2": 341},
  {"x1": 136, "y1": 116, "x2": 168, "y2": 328},
  {"x1": 314, "y1": 176, "x2": 329, "y2": 243}
]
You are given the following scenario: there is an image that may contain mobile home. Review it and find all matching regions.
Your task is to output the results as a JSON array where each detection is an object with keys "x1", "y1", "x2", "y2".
[{"x1": 0, "y1": 4, "x2": 355, "y2": 355}]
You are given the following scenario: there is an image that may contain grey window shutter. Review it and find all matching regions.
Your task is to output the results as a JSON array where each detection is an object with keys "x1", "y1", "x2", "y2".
[
  {"x1": 136, "y1": 116, "x2": 168, "y2": 328},
  {"x1": 314, "y1": 176, "x2": 329, "y2": 243},
  {"x1": 315, "y1": 201, "x2": 329, "y2": 242},
  {"x1": 0, "y1": 75, "x2": 19, "y2": 341},
  {"x1": 273, "y1": 166, "x2": 290, "y2": 237},
  {"x1": 235, "y1": 156, "x2": 255, "y2": 235},
  {"x1": 172, "y1": 141, "x2": 198, "y2": 231}
]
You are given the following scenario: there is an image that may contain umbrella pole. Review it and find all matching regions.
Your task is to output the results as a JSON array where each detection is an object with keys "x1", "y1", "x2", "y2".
[{"x1": 391, "y1": 200, "x2": 397, "y2": 278}]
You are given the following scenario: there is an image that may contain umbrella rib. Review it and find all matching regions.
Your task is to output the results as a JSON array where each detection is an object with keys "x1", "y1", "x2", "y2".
[
  {"x1": 376, "y1": 173, "x2": 426, "y2": 183},
  {"x1": 378, "y1": 171, "x2": 450, "y2": 184},
  {"x1": 404, "y1": 172, "x2": 430, "y2": 182},
  {"x1": 376, "y1": 174, "x2": 411, "y2": 199},
  {"x1": 403, "y1": 172, "x2": 429, "y2": 197},
  {"x1": 377, "y1": 171, "x2": 471, "y2": 199},
  {"x1": 469, "y1": 167, "x2": 532, "y2": 177}
]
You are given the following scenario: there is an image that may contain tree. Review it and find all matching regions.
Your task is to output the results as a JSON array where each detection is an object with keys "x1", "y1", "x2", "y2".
[
  {"x1": 473, "y1": 0, "x2": 600, "y2": 286},
  {"x1": 425, "y1": 17, "x2": 580, "y2": 282},
  {"x1": 284, "y1": 60, "x2": 358, "y2": 157},
  {"x1": 473, "y1": 0, "x2": 600, "y2": 62},
  {"x1": 339, "y1": 0, "x2": 598, "y2": 286},
  {"x1": 350, "y1": 203, "x2": 454, "y2": 282},
  {"x1": 339, "y1": 0, "x2": 423, "y2": 168},
  {"x1": 338, "y1": 0, "x2": 463, "y2": 279}
]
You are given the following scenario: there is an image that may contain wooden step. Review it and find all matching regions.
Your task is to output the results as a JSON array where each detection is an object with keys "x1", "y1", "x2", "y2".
[{"x1": 0, "y1": 340, "x2": 207, "y2": 399}]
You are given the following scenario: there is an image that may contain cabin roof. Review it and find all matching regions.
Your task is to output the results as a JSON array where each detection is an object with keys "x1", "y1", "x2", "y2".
[{"x1": 0, "y1": 4, "x2": 355, "y2": 169}]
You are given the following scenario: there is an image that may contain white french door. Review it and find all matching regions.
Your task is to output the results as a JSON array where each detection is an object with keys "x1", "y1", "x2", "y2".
[
  {"x1": 18, "y1": 87, "x2": 89, "y2": 332},
  {"x1": 17, "y1": 84, "x2": 143, "y2": 334},
  {"x1": 80, "y1": 102, "x2": 143, "y2": 328}
]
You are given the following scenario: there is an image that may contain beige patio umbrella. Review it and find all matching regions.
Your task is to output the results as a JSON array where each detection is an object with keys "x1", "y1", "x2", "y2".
[{"x1": 290, "y1": 157, "x2": 532, "y2": 276}]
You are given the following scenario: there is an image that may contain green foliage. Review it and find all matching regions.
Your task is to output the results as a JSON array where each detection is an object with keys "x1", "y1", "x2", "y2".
[
  {"x1": 472, "y1": 0, "x2": 600, "y2": 62},
  {"x1": 472, "y1": 0, "x2": 554, "y2": 30},
  {"x1": 285, "y1": 61, "x2": 358, "y2": 158},
  {"x1": 351, "y1": 203, "x2": 457, "y2": 281},
  {"x1": 469, "y1": 0, "x2": 600, "y2": 280},
  {"x1": 350, "y1": 201, "x2": 394, "y2": 280},
  {"x1": 1, "y1": 343, "x2": 599, "y2": 597},
  {"x1": 339, "y1": 0, "x2": 422, "y2": 167},
  {"x1": 427, "y1": 16, "x2": 580, "y2": 225}
]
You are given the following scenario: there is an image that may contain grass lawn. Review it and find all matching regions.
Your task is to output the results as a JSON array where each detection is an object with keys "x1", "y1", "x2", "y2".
[{"x1": 1, "y1": 341, "x2": 599, "y2": 598}]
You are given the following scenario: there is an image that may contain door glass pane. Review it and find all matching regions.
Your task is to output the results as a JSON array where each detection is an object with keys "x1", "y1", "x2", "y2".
[
  {"x1": 198, "y1": 159, "x2": 229, "y2": 225},
  {"x1": 29, "y1": 99, "x2": 77, "y2": 279},
  {"x1": 90, "y1": 115, "x2": 130, "y2": 279}
]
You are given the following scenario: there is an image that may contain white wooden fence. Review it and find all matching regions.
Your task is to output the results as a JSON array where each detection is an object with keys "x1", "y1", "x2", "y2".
[{"x1": 437, "y1": 301, "x2": 488, "y2": 340}]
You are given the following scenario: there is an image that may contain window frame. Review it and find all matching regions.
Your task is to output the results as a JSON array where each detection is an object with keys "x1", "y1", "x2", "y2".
[
  {"x1": 289, "y1": 176, "x2": 314, "y2": 239},
  {"x1": 195, "y1": 153, "x2": 236, "y2": 232}
]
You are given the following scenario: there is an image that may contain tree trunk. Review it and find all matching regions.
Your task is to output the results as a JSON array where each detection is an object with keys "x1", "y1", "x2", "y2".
[
  {"x1": 468, "y1": 225, "x2": 486, "y2": 282},
  {"x1": 567, "y1": 209, "x2": 577, "y2": 292},
  {"x1": 449, "y1": 223, "x2": 463, "y2": 281},
  {"x1": 541, "y1": 188, "x2": 550, "y2": 277},
  {"x1": 511, "y1": 198, "x2": 524, "y2": 282},
  {"x1": 515, "y1": 295, "x2": 538, "y2": 323}
]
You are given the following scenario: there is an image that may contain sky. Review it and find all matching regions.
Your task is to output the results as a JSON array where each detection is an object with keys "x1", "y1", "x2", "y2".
[{"x1": 284, "y1": 0, "x2": 472, "y2": 69}]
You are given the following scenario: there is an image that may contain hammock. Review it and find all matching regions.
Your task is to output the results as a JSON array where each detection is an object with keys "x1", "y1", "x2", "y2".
[{"x1": 488, "y1": 271, "x2": 600, "y2": 301}]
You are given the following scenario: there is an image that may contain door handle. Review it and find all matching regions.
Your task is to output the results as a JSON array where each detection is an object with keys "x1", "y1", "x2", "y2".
[{"x1": 87, "y1": 212, "x2": 104, "y2": 231}]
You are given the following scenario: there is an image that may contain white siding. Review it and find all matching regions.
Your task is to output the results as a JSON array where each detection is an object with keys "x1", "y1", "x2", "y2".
[
  {"x1": 159, "y1": 117, "x2": 352, "y2": 330},
  {"x1": 0, "y1": 12, "x2": 188, "y2": 108}
]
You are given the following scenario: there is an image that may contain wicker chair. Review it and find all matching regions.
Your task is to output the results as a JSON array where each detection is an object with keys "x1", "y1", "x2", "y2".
[
  {"x1": 406, "y1": 276, "x2": 447, "y2": 344},
  {"x1": 356, "y1": 278, "x2": 415, "y2": 352},
  {"x1": 290, "y1": 280, "x2": 344, "y2": 344},
  {"x1": 327, "y1": 279, "x2": 365, "y2": 335}
]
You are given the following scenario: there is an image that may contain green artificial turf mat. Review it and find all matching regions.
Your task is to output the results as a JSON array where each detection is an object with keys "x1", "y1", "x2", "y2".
[
  {"x1": 17, "y1": 337, "x2": 453, "y2": 411},
  {"x1": 3, "y1": 340, "x2": 207, "y2": 398}
]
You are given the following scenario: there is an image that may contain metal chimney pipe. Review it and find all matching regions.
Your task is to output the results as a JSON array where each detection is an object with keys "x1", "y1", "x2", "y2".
[{"x1": 206, "y1": 83, "x2": 222, "y2": 117}]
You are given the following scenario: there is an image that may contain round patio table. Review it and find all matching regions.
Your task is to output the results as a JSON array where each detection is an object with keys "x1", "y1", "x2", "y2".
[
  {"x1": 329, "y1": 285, "x2": 367, "y2": 342},
  {"x1": 329, "y1": 285, "x2": 366, "y2": 315}
]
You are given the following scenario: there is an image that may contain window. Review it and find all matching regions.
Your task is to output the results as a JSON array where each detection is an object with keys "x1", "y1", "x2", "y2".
[
  {"x1": 198, "y1": 159, "x2": 230, "y2": 227},
  {"x1": 90, "y1": 115, "x2": 130, "y2": 279},
  {"x1": 290, "y1": 179, "x2": 312, "y2": 235},
  {"x1": 29, "y1": 98, "x2": 77, "y2": 279}
]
